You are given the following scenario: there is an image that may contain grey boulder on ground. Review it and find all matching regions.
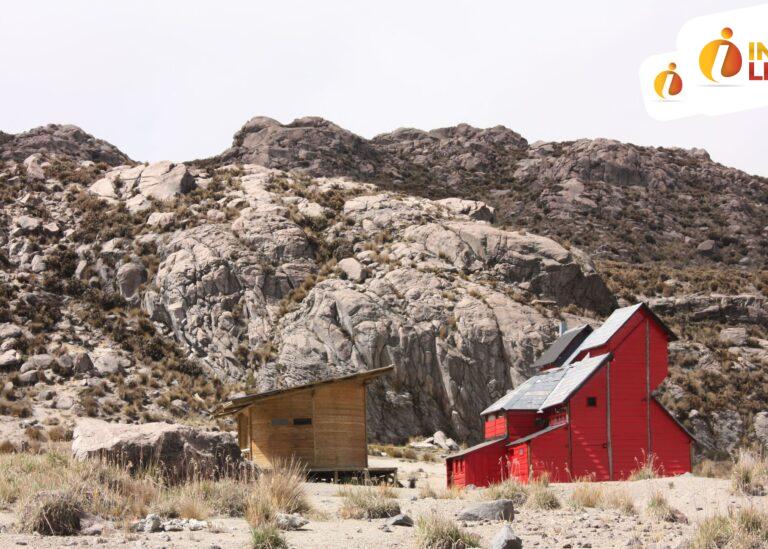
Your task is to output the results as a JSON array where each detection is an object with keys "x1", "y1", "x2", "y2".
[
  {"x1": 457, "y1": 499, "x2": 515, "y2": 521},
  {"x1": 491, "y1": 524, "x2": 523, "y2": 549},
  {"x1": 71, "y1": 418, "x2": 241, "y2": 480},
  {"x1": 275, "y1": 513, "x2": 309, "y2": 530},
  {"x1": 386, "y1": 513, "x2": 413, "y2": 527}
]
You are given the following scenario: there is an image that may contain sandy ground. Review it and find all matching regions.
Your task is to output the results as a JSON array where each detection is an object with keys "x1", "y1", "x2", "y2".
[{"x1": 0, "y1": 455, "x2": 763, "y2": 548}]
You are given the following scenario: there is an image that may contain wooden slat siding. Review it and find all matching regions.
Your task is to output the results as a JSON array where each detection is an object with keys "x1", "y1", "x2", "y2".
[
  {"x1": 484, "y1": 415, "x2": 507, "y2": 439},
  {"x1": 529, "y1": 427, "x2": 570, "y2": 482},
  {"x1": 569, "y1": 365, "x2": 610, "y2": 480},
  {"x1": 447, "y1": 438, "x2": 507, "y2": 488},
  {"x1": 249, "y1": 387, "x2": 315, "y2": 468},
  {"x1": 313, "y1": 381, "x2": 367, "y2": 468},
  {"x1": 650, "y1": 399, "x2": 692, "y2": 475}
]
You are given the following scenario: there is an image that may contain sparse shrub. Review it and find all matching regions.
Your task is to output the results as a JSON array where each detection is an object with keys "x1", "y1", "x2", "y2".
[
  {"x1": 646, "y1": 491, "x2": 686, "y2": 523},
  {"x1": 418, "y1": 482, "x2": 464, "y2": 500},
  {"x1": 337, "y1": 485, "x2": 400, "y2": 519},
  {"x1": 482, "y1": 478, "x2": 528, "y2": 505},
  {"x1": 415, "y1": 513, "x2": 481, "y2": 549},
  {"x1": 731, "y1": 449, "x2": 767, "y2": 496},
  {"x1": 628, "y1": 452, "x2": 661, "y2": 480},
  {"x1": 695, "y1": 459, "x2": 733, "y2": 479},
  {"x1": 250, "y1": 523, "x2": 288, "y2": 549},
  {"x1": 18, "y1": 491, "x2": 83, "y2": 535},
  {"x1": 151, "y1": 482, "x2": 212, "y2": 520},
  {"x1": 602, "y1": 488, "x2": 636, "y2": 515},
  {"x1": 246, "y1": 459, "x2": 309, "y2": 527},
  {"x1": 691, "y1": 506, "x2": 768, "y2": 549},
  {"x1": 0, "y1": 440, "x2": 16, "y2": 454},
  {"x1": 526, "y1": 477, "x2": 560, "y2": 510},
  {"x1": 0, "y1": 398, "x2": 33, "y2": 418},
  {"x1": 569, "y1": 478, "x2": 603, "y2": 509}
]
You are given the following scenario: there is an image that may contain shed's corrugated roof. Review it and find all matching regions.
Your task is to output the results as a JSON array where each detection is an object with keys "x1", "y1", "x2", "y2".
[
  {"x1": 507, "y1": 423, "x2": 566, "y2": 446},
  {"x1": 531, "y1": 325, "x2": 593, "y2": 369},
  {"x1": 213, "y1": 366, "x2": 394, "y2": 417},
  {"x1": 481, "y1": 353, "x2": 610, "y2": 415}
]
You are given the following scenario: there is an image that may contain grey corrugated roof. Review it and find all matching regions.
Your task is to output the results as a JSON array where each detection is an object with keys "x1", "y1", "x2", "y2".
[
  {"x1": 538, "y1": 353, "x2": 611, "y2": 409},
  {"x1": 482, "y1": 367, "x2": 568, "y2": 414},
  {"x1": 481, "y1": 353, "x2": 610, "y2": 415},
  {"x1": 446, "y1": 436, "x2": 506, "y2": 459},
  {"x1": 532, "y1": 325, "x2": 593, "y2": 369},
  {"x1": 507, "y1": 423, "x2": 566, "y2": 446},
  {"x1": 568, "y1": 303, "x2": 677, "y2": 361},
  {"x1": 574, "y1": 304, "x2": 644, "y2": 353}
]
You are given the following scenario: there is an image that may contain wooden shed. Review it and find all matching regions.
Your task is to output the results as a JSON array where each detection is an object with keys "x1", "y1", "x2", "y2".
[{"x1": 215, "y1": 366, "x2": 393, "y2": 475}]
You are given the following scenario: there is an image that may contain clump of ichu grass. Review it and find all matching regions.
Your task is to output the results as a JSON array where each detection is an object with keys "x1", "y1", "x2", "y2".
[
  {"x1": 646, "y1": 491, "x2": 686, "y2": 523},
  {"x1": 415, "y1": 513, "x2": 481, "y2": 549},
  {"x1": 525, "y1": 475, "x2": 560, "y2": 510},
  {"x1": 337, "y1": 484, "x2": 400, "y2": 519},
  {"x1": 245, "y1": 458, "x2": 310, "y2": 527},
  {"x1": 690, "y1": 506, "x2": 768, "y2": 549},
  {"x1": 481, "y1": 477, "x2": 528, "y2": 505},
  {"x1": 628, "y1": 452, "x2": 661, "y2": 481},
  {"x1": 730, "y1": 448, "x2": 767, "y2": 496},
  {"x1": 601, "y1": 488, "x2": 636, "y2": 515},
  {"x1": 569, "y1": 476, "x2": 604, "y2": 509}
]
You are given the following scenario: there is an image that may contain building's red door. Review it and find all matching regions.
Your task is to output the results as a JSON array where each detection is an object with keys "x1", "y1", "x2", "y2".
[{"x1": 507, "y1": 444, "x2": 529, "y2": 482}]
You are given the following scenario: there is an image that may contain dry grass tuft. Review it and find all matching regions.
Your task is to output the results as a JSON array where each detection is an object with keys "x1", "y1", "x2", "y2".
[
  {"x1": 601, "y1": 488, "x2": 636, "y2": 515},
  {"x1": 569, "y1": 478, "x2": 604, "y2": 509},
  {"x1": 337, "y1": 484, "x2": 400, "y2": 519},
  {"x1": 18, "y1": 490, "x2": 83, "y2": 535},
  {"x1": 246, "y1": 459, "x2": 310, "y2": 527},
  {"x1": 690, "y1": 506, "x2": 768, "y2": 549},
  {"x1": 418, "y1": 482, "x2": 464, "y2": 500},
  {"x1": 415, "y1": 513, "x2": 481, "y2": 549},
  {"x1": 694, "y1": 459, "x2": 732, "y2": 479},
  {"x1": 525, "y1": 477, "x2": 560, "y2": 510},
  {"x1": 628, "y1": 452, "x2": 661, "y2": 481},
  {"x1": 250, "y1": 523, "x2": 288, "y2": 549},
  {"x1": 481, "y1": 478, "x2": 528, "y2": 505},
  {"x1": 646, "y1": 491, "x2": 686, "y2": 523},
  {"x1": 731, "y1": 449, "x2": 767, "y2": 496}
]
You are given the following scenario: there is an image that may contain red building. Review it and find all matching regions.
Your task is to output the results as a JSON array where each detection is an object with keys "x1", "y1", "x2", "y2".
[{"x1": 446, "y1": 303, "x2": 694, "y2": 487}]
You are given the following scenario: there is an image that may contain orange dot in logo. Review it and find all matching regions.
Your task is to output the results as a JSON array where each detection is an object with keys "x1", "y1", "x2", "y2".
[
  {"x1": 668, "y1": 62, "x2": 676, "y2": 70},
  {"x1": 721, "y1": 27, "x2": 733, "y2": 39}
]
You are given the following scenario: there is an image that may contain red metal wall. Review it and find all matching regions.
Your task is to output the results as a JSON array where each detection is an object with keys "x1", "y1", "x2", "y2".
[
  {"x1": 506, "y1": 411, "x2": 539, "y2": 441},
  {"x1": 484, "y1": 414, "x2": 507, "y2": 439},
  {"x1": 507, "y1": 443, "x2": 529, "y2": 482},
  {"x1": 529, "y1": 425, "x2": 570, "y2": 482},
  {"x1": 446, "y1": 438, "x2": 507, "y2": 488},
  {"x1": 569, "y1": 366, "x2": 610, "y2": 480},
  {"x1": 650, "y1": 400, "x2": 692, "y2": 475}
]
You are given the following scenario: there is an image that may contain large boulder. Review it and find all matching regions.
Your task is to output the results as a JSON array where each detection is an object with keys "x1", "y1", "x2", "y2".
[
  {"x1": 71, "y1": 418, "x2": 241, "y2": 480},
  {"x1": 457, "y1": 499, "x2": 516, "y2": 521},
  {"x1": 116, "y1": 263, "x2": 147, "y2": 300}
]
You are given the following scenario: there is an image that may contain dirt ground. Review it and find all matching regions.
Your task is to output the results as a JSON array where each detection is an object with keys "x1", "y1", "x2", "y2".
[{"x1": 0, "y1": 454, "x2": 762, "y2": 548}]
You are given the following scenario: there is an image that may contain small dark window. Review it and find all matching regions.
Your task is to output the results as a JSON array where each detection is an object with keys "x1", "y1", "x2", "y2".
[
  {"x1": 587, "y1": 397, "x2": 598, "y2": 407},
  {"x1": 293, "y1": 417, "x2": 312, "y2": 426},
  {"x1": 271, "y1": 418, "x2": 289, "y2": 426}
]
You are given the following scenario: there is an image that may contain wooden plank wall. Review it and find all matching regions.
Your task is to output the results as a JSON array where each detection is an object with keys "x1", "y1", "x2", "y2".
[
  {"x1": 248, "y1": 387, "x2": 315, "y2": 468},
  {"x1": 240, "y1": 379, "x2": 368, "y2": 469},
  {"x1": 313, "y1": 382, "x2": 367, "y2": 468}
]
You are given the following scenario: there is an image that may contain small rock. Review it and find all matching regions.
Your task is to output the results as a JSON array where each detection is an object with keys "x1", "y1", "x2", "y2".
[
  {"x1": 338, "y1": 257, "x2": 368, "y2": 283},
  {"x1": 143, "y1": 513, "x2": 162, "y2": 533},
  {"x1": 491, "y1": 524, "x2": 523, "y2": 549},
  {"x1": 274, "y1": 513, "x2": 308, "y2": 531},
  {"x1": 457, "y1": 499, "x2": 515, "y2": 521},
  {"x1": 386, "y1": 513, "x2": 414, "y2": 527},
  {"x1": 696, "y1": 239, "x2": 717, "y2": 256}
]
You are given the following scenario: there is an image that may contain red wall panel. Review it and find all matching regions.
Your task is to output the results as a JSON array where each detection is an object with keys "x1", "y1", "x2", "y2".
[
  {"x1": 650, "y1": 400, "x2": 692, "y2": 475},
  {"x1": 447, "y1": 438, "x2": 507, "y2": 488},
  {"x1": 570, "y1": 367, "x2": 610, "y2": 480},
  {"x1": 484, "y1": 415, "x2": 507, "y2": 439},
  {"x1": 529, "y1": 426, "x2": 570, "y2": 482},
  {"x1": 507, "y1": 443, "x2": 529, "y2": 482},
  {"x1": 506, "y1": 411, "x2": 539, "y2": 441}
]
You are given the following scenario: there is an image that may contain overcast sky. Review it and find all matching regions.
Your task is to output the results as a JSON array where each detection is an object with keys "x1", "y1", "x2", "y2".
[{"x1": 2, "y1": 1, "x2": 766, "y2": 175}]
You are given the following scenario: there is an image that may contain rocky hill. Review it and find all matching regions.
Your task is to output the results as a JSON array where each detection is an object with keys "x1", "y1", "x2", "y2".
[{"x1": 1, "y1": 120, "x2": 766, "y2": 455}]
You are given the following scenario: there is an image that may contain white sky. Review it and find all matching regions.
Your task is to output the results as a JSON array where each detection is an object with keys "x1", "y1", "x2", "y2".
[{"x1": 2, "y1": 1, "x2": 766, "y2": 175}]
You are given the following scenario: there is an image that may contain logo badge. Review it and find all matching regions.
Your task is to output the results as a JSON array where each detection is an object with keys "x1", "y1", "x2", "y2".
[
  {"x1": 699, "y1": 27, "x2": 742, "y2": 81},
  {"x1": 654, "y1": 62, "x2": 683, "y2": 98}
]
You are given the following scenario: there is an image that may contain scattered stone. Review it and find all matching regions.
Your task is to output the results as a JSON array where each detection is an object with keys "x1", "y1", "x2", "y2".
[
  {"x1": 338, "y1": 257, "x2": 367, "y2": 283},
  {"x1": 696, "y1": 239, "x2": 717, "y2": 256},
  {"x1": 719, "y1": 327, "x2": 748, "y2": 347},
  {"x1": 0, "y1": 350, "x2": 21, "y2": 369},
  {"x1": 274, "y1": 513, "x2": 308, "y2": 530},
  {"x1": 491, "y1": 524, "x2": 523, "y2": 549},
  {"x1": 386, "y1": 513, "x2": 413, "y2": 527},
  {"x1": 116, "y1": 263, "x2": 147, "y2": 300},
  {"x1": 457, "y1": 500, "x2": 515, "y2": 522}
]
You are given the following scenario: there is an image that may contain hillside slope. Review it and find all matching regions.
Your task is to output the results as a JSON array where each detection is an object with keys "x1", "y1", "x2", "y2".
[{"x1": 1, "y1": 120, "x2": 766, "y2": 453}]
